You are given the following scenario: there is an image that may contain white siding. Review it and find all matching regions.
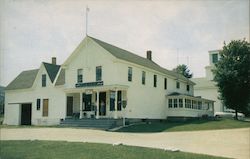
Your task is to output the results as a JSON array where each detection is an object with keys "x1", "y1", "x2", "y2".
[
  {"x1": 4, "y1": 37, "x2": 201, "y2": 125},
  {"x1": 65, "y1": 38, "x2": 117, "y2": 88},
  {"x1": 113, "y1": 60, "x2": 194, "y2": 119},
  {"x1": 4, "y1": 64, "x2": 65, "y2": 125},
  {"x1": 3, "y1": 103, "x2": 20, "y2": 125}
]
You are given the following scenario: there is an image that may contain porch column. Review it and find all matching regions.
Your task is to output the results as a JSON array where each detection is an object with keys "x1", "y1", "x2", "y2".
[
  {"x1": 96, "y1": 91, "x2": 99, "y2": 119},
  {"x1": 114, "y1": 89, "x2": 118, "y2": 119},
  {"x1": 183, "y1": 98, "x2": 185, "y2": 109},
  {"x1": 177, "y1": 98, "x2": 179, "y2": 108},
  {"x1": 211, "y1": 102, "x2": 215, "y2": 114},
  {"x1": 79, "y1": 92, "x2": 83, "y2": 119}
]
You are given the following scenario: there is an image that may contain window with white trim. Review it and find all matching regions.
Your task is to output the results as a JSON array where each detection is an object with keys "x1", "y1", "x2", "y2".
[{"x1": 77, "y1": 69, "x2": 83, "y2": 83}]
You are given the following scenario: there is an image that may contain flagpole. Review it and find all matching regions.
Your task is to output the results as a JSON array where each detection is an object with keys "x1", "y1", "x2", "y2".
[{"x1": 86, "y1": 6, "x2": 88, "y2": 36}]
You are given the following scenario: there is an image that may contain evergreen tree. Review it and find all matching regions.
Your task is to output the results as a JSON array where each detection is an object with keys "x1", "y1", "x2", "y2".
[{"x1": 173, "y1": 64, "x2": 193, "y2": 78}]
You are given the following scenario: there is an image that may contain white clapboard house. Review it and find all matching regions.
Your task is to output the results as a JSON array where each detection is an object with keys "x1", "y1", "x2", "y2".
[{"x1": 4, "y1": 36, "x2": 214, "y2": 125}]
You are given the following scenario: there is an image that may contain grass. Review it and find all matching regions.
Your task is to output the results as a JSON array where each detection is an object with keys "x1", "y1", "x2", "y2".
[
  {"x1": 0, "y1": 140, "x2": 227, "y2": 159},
  {"x1": 0, "y1": 124, "x2": 62, "y2": 129},
  {"x1": 116, "y1": 118, "x2": 250, "y2": 133}
]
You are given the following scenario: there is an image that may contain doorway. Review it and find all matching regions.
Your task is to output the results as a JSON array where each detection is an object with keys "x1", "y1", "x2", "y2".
[
  {"x1": 99, "y1": 92, "x2": 106, "y2": 116},
  {"x1": 21, "y1": 103, "x2": 32, "y2": 125},
  {"x1": 83, "y1": 94, "x2": 92, "y2": 111},
  {"x1": 66, "y1": 96, "x2": 73, "y2": 116}
]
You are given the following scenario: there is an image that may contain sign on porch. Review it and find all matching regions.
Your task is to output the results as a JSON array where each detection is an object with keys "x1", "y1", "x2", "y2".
[{"x1": 75, "y1": 81, "x2": 104, "y2": 88}]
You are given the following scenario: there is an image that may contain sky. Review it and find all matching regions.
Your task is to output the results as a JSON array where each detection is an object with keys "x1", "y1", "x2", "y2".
[{"x1": 0, "y1": 0, "x2": 249, "y2": 86}]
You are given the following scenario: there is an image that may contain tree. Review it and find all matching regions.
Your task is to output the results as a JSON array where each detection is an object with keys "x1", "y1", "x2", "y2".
[
  {"x1": 173, "y1": 64, "x2": 193, "y2": 78},
  {"x1": 213, "y1": 39, "x2": 250, "y2": 119}
]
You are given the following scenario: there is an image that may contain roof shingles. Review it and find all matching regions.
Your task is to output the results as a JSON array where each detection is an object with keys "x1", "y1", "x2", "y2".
[
  {"x1": 43, "y1": 62, "x2": 60, "y2": 83},
  {"x1": 5, "y1": 69, "x2": 39, "y2": 90},
  {"x1": 6, "y1": 63, "x2": 61, "y2": 90},
  {"x1": 89, "y1": 36, "x2": 194, "y2": 84}
]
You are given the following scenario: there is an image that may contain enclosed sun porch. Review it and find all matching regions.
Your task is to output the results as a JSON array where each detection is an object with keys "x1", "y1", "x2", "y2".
[
  {"x1": 64, "y1": 84, "x2": 128, "y2": 119},
  {"x1": 166, "y1": 92, "x2": 214, "y2": 118}
]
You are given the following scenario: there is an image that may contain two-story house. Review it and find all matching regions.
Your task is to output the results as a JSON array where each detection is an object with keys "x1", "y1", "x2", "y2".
[{"x1": 4, "y1": 36, "x2": 214, "y2": 125}]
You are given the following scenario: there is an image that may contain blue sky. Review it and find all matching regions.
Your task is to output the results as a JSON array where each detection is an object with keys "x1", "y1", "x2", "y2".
[{"x1": 0, "y1": 0, "x2": 249, "y2": 86}]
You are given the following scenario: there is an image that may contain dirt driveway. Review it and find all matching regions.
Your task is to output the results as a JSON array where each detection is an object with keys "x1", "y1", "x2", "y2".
[{"x1": 1, "y1": 127, "x2": 249, "y2": 159}]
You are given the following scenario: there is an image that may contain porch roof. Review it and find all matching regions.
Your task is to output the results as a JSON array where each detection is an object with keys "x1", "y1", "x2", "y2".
[
  {"x1": 64, "y1": 84, "x2": 129, "y2": 93},
  {"x1": 166, "y1": 92, "x2": 214, "y2": 102}
]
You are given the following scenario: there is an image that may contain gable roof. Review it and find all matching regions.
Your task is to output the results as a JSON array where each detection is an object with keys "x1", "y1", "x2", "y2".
[
  {"x1": 5, "y1": 69, "x2": 39, "y2": 90},
  {"x1": 89, "y1": 36, "x2": 194, "y2": 84},
  {"x1": 43, "y1": 62, "x2": 61, "y2": 83},
  {"x1": 6, "y1": 63, "x2": 61, "y2": 91}
]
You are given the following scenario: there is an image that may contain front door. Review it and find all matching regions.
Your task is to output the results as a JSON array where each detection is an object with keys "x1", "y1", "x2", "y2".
[
  {"x1": 21, "y1": 104, "x2": 32, "y2": 125},
  {"x1": 66, "y1": 96, "x2": 73, "y2": 116},
  {"x1": 83, "y1": 94, "x2": 92, "y2": 111},
  {"x1": 99, "y1": 92, "x2": 106, "y2": 116}
]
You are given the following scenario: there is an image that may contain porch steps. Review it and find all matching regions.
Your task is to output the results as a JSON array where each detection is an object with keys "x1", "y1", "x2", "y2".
[{"x1": 60, "y1": 118, "x2": 122, "y2": 129}]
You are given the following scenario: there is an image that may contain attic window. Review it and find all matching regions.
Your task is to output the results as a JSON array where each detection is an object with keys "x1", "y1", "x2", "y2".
[
  {"x1": 96, "y1": 66, "x2": 102, "y2": 81},
  {"x1": 42, "y1": 74, "x2": 46, "y2": 87},
  {"x1": 77, "y1": 69, "x2": 83, "y2": 83}
]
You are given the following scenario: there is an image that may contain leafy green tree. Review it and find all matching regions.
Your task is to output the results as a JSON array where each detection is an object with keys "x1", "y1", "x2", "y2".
[
  {"x1": 213, "y1": 39, "x2": 250, "y2": 119},
  {"x1": 173, "y1": 64, "x2": 193, "y2": 78}
]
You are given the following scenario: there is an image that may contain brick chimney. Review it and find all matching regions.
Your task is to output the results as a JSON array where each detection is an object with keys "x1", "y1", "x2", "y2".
[
  {"x1": 146, "y1": 50, "x2": 152, "y2": 60},
  {"x1": 52, "y1": 57, "x2": 56, "y2": 65}
]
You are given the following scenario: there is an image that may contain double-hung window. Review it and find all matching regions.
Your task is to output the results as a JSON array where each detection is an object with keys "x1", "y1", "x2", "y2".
[
  {"x1": 142, "y1": 71, "x2": 146, "y2": 85},
  {"x1": 164, "y1": 78, "x2": 167, "y2": 90},
  {"x1": 77, "y1": 69, "x2": 83, "y2": 83},
  {"x1": 174, "y1": 99, "x2": 178, "y2": 108},
  {"x1": 179, "y1": 99, "x2": 183, "y2": 108},
  {"x1": 186, "y1": 84, "x2": 190, "y2": 91},
  {"x1": 212, "y1": 53, "x2": 218, "y2": 63},
  {"x1": 36, "y1": 99, "x2": 41, "y2": 110},
  {"x1": 42, "y1": 74, "x2": 46, "y2": 87},
  {"x1": 153, "y1": 75, "x2": 157, "y2": 87},
  {"x1": 96, "y1": 66, "x2": 102, "y2": 81},
  {"x1": 168, "y1": 99, "x2": 173, "y2": 108},
  {"x1": 128, "y1": 67, "x2": 132, "y2": 82},
  {"x1": 176, "y1": 81, "x2": 180, "y2": 89}
]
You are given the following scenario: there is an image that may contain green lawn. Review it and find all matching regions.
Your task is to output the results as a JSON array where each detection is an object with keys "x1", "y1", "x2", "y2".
[
  {"x1": 0, "y1": 140, "x2": 227, "y2": 159},
  {"x1": 116, "y1": 119, "x2": 250, "y2": 133}
]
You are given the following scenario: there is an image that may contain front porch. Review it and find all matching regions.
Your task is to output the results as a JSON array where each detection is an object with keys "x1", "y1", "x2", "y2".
[{"x1": 64, "y1": 85, "x2": 128, "y2": 120}]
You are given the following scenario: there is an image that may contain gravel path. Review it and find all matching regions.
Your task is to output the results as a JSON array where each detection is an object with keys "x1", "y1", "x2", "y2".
[{"x1": 1, "y1": 127, "x2": 249, "y2": 159}]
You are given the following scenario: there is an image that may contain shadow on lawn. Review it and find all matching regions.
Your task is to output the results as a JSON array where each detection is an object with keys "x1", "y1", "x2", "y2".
[{"x1": 116, "y1": 119, "x2": 223, "y2": 133}]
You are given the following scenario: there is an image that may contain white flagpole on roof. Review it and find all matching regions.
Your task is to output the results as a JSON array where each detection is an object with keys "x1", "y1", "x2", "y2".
[{"x1": 86, "y1": 6, "x2": 90, "y2": 36}]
